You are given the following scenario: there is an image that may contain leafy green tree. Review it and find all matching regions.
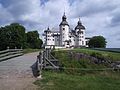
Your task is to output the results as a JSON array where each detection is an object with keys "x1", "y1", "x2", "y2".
[
  {"x1": 26, "y1": 31, "x2": 43, "y2": 49},
  {"x1": 0, "y1": 23, "x2": 43, "y2": 50},
  {"x1": 88, "y1": 36, "x2": 107, "y2": 48},
  {"x1": 0, "y1": 23, "x2": 27, "y2": 50}
]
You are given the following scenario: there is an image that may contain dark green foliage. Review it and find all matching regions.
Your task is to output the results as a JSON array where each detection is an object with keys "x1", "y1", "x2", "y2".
[
  {"x1": 88, "y1": 36, "x2": 107, "y2": 48},
  {"x1": 0, "y1": 23, "x2": 26, "y2": 50},
  {"x1": 0, "y1": 23, "x2": 43, "y2": 50},
  {"x1": 26, "y1": 31, "x2": 43, "y2": 49}
]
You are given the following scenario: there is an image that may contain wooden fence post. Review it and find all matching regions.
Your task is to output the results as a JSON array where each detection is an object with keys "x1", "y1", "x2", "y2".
[{"x1": 37, "y1": 51, "x2": 44, "y2": 79}]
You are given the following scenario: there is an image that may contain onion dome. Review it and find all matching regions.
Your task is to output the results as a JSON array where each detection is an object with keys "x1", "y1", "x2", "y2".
[
  {"x1": 75, "y1": 18, "x2": 85, "y2": 30},
  {"x1": 59, "y1": 12, "x2": 69, "y2": 26}
]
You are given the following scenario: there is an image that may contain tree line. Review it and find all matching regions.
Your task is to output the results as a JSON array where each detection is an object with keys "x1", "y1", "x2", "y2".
[{"x1": 0, "y1": 23, "x2": 43, "y2": 50}]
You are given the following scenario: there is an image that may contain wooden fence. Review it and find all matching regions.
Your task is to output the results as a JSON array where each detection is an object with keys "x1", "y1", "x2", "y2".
[
  {"x1": 37, "y1": 49, "x2": 59, "y2": 77},
  {"x1": 0, "y1": 49, "x2": 23, "y2": 62}
]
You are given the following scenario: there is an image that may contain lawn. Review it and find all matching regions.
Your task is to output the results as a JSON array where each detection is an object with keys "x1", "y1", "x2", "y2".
[
  {"x1": 34, "y1": 48, "x2": 120, "y2": 90},
  {"x1": 34, "y1": 71, "x2": 120, "y2": 90}
]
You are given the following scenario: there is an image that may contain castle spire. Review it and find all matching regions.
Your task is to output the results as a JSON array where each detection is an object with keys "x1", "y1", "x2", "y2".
[
  {"x1": 59, "y1": 11, "x2": 69, "y2": 26},
  {"x1": 64, "y1": 6, "x2": 65, "y2": 15},
  {"x1": 62, "y1": 12, "x2": 67, "y2": 21},
  {"x1": 47, "y1": 26, "x2": 50, "y2": 30},
  {"x1": 78, "y1": 17, "x2": 82, "y2": 25}
]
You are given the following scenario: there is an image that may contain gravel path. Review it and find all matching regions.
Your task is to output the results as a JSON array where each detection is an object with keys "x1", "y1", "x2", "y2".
[{"x1": 0, "y1": 52, "x2": 39, "y2": 90}]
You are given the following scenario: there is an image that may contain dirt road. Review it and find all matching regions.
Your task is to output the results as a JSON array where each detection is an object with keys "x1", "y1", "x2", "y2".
[{"x1": 0, "y1": 52, "x2": 39, "y2": 90}]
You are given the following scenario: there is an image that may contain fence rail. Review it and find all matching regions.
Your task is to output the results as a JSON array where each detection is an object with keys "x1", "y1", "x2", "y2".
[
  {"x1": 0, "y1": 49, "x2": 23, "y2": 62},
  {"x1": 36, "y1": 49, "x2": 59, "y2": 77}
]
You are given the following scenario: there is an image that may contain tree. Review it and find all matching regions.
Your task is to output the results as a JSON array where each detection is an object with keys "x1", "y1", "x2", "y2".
[
  {"x1": 88, "y1": 36, "x2": 107, "y2": 48},
  {"x1": 0, "y1": 23, "x2": 43, "y2": 50},
  {"x1": 0, "y1": 23, "x2": 27, "y2": 50},
  {"x1": 26, "y1": 31, "x2": 43, "y2": 49}
]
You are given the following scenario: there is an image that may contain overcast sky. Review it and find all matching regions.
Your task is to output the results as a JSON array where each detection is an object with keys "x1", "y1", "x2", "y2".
[{"x1": 0, "y1": 0, "x2": 120, "y2": 48}]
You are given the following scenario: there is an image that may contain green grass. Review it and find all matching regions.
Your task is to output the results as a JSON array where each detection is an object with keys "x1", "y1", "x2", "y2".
[
  {"x1": 72, "y1": 48, "x2": 120, "y2": 61},
  {"x1": 53, "y1": 50, "x2": 107, "y2": 69},
  {"x1": 34, "y1": 71, "x2": 120, "y2": 90},
  {"x1": 34, "y1": 48, "x2": 120, "y2": 90},
  {"x1": 23, "y1": 48, "x2": 41, "y2": 54}
]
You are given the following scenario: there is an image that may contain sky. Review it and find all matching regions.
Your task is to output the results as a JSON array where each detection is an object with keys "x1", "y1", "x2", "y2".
[{"x1": 0, "y1": 0, "x2": 120, "y2": 48}]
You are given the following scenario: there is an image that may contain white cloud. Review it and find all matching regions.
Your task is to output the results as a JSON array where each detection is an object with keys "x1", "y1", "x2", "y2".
[
  {"x1": 0, "y1": 3, "x2": 14, "y2": 25},
  {"x1": 0, "y1": 0, "x2": 120, "y2": 47}
]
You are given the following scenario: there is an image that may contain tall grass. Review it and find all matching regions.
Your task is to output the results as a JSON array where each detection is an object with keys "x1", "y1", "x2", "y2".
[{"x1": 34, "y1": 49, "x2": 120, "y2": 90}]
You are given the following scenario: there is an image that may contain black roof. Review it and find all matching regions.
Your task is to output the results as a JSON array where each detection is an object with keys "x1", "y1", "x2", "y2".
[
  {"x1": 44, "y1": 27, "x2": 51, "y2": 33},
  {"x1": 59, "y1": 13, "x2": 69, "y2": 26},
  {"x1": 75, "y1": 19, "x2": 85, "y2": 30},
  {"x1": 59, "y1": 21, "x2": 69, "y2": 26}
]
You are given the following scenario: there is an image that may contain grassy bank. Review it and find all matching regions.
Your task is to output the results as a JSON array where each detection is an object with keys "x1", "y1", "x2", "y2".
[
  {"x1": 34, "y1": 71, "x2": 120, "y2": 90},
  {"x1": 52, "y1": 50, "x2": 109, "y2": 75},
  {"x1": 72, "y1": 48, "x2": 120, "y2": 61},
  {"x1": 34, "y1": 48, "x2": 120, "y2": 90}
]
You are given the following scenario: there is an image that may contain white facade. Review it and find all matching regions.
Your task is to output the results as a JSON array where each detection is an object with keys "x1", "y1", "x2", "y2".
[
  {"x1": 60, "y1": 25, "x2": 69, "y2": 46},
  {"x1": 43, "y1": 13, "x2": 89, "y2": 48}
]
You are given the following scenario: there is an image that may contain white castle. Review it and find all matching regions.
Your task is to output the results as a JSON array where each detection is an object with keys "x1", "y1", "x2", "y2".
[{"x1": 43, "y1": 13, "x2": 90, "y2": 48}]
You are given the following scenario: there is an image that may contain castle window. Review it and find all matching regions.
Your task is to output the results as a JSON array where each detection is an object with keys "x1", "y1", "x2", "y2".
[
  {"x1": 82, "y1": 41, "x2": 84, "y2": 45},
  {"x1": 63, "y1": 28, "x2": 65, "y2": 30},
  {"x1": 53, "y1": 39, "x2": 54, "y2": 41}
]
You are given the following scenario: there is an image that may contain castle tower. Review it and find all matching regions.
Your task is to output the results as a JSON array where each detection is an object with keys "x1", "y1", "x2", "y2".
[
  {"x1": 75, "y1": 18, "x2": 86, "y2": 47},
  {"x1": 59, "y1": 12, "x2": 70, "y2": 47},
  {"x1": 44, "y1": 27, "x2": 55, "y2": 46}
]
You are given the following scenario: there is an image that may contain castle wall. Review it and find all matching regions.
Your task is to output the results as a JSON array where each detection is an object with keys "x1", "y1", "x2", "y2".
[
  {"x1": 60, "y1": 25, "x2": 69, "y2": 46},
  {"x1": 46, "y1": 32, "x2": 55, "y2": 45}
]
